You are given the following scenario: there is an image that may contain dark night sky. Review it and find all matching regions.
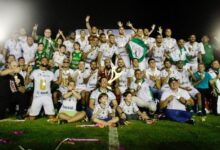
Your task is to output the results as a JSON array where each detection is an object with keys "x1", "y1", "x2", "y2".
[{"x1": 1, "y1": 0, "x2": 220, "y2": 40}]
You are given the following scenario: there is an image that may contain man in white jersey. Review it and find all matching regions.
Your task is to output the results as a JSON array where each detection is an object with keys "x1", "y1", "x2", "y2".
[
  {"x1": 53, "y1": 58, "x2": 74, "y2": 109},
  {"x1": 63, "y1": 31, "x2": 76, "y2": 53},
  {"x1": 184, "y1": 34, "x2": 205, "y2": 72},
  {"x1": 115, "y1": 21, "x2": 130, "y2": 68},
  {"x1": 130, "y1": 69, "x2": 157, "y2": 114},
  {"x1": 76, "y1": 30, "x2": 89, "y2": 50},
  {"x1": 145, "y1": 58, "x2": 162, "y2": 101},
  {"x1": 85, "y1": 16, "x2": 99, "y2": 37},
  {"x1": 143, "y1": 25, "x2": 156, "y2": 49},
  {"x1": 84, "y1": 60, "x2": 99, "y2": 92},
  {"x1": 88, "y1": 77, "x2": 118, "y2": 119},
  {"x1": 53, "y1": 45, "x2": 67, "y2": 67},
  {"x1": 82, "y1": 36, "x2": 99, "y2": 69},
  {"x1": 170, "y1": 39, "x2": 189, "y2": 66},
  {"x1": 175, "y1": 60, "x2": 202, "y2": 114},
  {"x1": 98, "y1": 34, "x2": 118, "y2": 67},
  {"x1": 149, "y1": 35, "x2": 166, "y2": 70},
  {"x1": 160, "y1": 59, "x2": 177, "y2": 91},
  {"x1": 114, "y1": 58, "x2": 132, "y2": 103},
  {"x1": 163, "y1": 28, "x2": 177, "y2": 53},
  {"x1": 26, "y1": 57, "x2": 56, "y2": 120},
  {"x1": 21, "y1": 36, "x2": 37, "y2": 64}
]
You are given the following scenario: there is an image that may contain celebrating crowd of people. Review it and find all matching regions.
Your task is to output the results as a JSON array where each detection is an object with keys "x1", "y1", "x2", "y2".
[{"x1": 0, "y1": 16, "x2": 219, "y2": 126}]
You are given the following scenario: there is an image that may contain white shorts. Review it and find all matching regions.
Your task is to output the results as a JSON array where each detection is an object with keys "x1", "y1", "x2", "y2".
[
  {"x1": 183, "y1": 86, "x2": 199, "y2": 98},
  {"x1": 29, "y1": 95, "x2": 55, "y2": 116},
  {"x1": 132, "y1": 96, "x2": 157, "y2": 112}
]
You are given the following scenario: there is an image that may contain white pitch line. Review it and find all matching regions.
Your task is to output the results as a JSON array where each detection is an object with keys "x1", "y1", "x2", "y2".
[{"x1": 108, "y1": 127, "x2": 120, "y2": 150}]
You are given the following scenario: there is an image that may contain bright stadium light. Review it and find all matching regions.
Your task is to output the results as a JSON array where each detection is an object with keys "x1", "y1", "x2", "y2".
[
  {"x1": 0, "y1": 1, "x2": 33, "y2": 42},
  {"x1": 0, "y1": 25, "x2": 8, "y2": 42}
]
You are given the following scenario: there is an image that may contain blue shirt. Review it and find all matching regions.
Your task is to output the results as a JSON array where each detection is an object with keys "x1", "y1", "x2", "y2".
[{"x1": 194, "y1": 72, "x2": 212, "y2": 89}]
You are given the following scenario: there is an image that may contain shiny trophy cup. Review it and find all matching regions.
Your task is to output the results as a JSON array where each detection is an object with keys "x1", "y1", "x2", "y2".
[{"x1": 107, "y1": 66, "x2": 123, "y2": 90}]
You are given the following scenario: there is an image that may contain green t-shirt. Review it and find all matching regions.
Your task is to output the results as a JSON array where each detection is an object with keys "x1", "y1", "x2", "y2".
[
  {"x1": 202, "y1": 43, "x2": 214, "y2": 68},
  {"x1": 70, "y1": 51, "x2": 82, "y2": 70},
  {"x1": 38, "y1": 36, "x2": 57, "y2": 59},
  {"x1": 35, "y1": 51, "x2": 46, "y2": 68}
]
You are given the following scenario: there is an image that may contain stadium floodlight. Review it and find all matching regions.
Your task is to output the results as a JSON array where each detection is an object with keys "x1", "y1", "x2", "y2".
[
  {"x1": 0, "y1": 1, "x2": 33, "y2": 42},
  {"x1": 0, "y1": 25, "x2": 8, "y2": 42}
]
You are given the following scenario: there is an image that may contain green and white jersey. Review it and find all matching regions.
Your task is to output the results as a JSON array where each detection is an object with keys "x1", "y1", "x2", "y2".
[
  {"x1": 163, "y1": 37, "x2": 177, "y2": 52},
  {"x1": 119, "y1": 100, "x2": 139, "y2": 115},
  {"x1": 184, "y1": 42, "x2": 205, "y2": 64},
  {"x1": 70, "y1": 51, "x2": 82, "y2": 70},
  {"x1": 93, "y1": 104, "x2": 112, "y2": 119},
  {"x1": 35, "y1": 51, "x2": 46, "y2": 66},
  {"x1": 99, "y1": 43, "x2": 118, "y2": 66},
  {"x1": 83, "y1": 45, "x2": 99, "y2": 64},
  {"x1": 38, "y1": 36, "x2": 57, "y2": 59},
  {"x1": 170, "y1": 46, "x2": 189, "y2": 65}
]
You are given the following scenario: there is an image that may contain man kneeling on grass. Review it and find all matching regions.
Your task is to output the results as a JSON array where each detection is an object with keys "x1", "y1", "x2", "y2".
[
  {"x1": 92, "y1": 93, "x2": 119, "y2": 127},
  {"x1": 160, "y1": 77, "x2": 195, "y2": 124},
  {"x1": 55, "y1": 81, "x2": 86, "y2": 124},
  {"x1": 117, "y1": 91, "x2": 156, "y2": 125}
]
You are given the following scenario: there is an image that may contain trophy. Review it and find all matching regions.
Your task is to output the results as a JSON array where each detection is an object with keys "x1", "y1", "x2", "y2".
[{"x1": 107, "y1": 66, "x2": 123, "y2": 89}]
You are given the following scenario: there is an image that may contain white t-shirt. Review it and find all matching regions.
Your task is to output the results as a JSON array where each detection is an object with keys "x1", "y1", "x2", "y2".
[
  {"x1": 60, "y1": 94, "x2": 77, "y2": 112},
  {"x1": 170, "y1": 46, "x2": 189, "y2": 62},
  {"x1": 208, "y1": 68, "x2": 220, "y2": 79},
  {"x1": 76, "y1": 38, "x2": 89, "y2": 50},
  {"x1": 130, "y1": 79, "x2": 153, "y2": 101},
  {"x1": 83, "y1": 45, "x2": 99, "y2": 64},
  {"x1": 54, "y1": 68, "x2": 74, "y2": 88},
  {"x1": 160, "y1": 67, "x2": 177, "y2": 89},
  {"x1": 4, "y1": 39, "x2": 22, "y2": 60},
  {"x1": 30, "y1": 69, "x2": 55, "y2": 97},
  {"x1": 93, "y1": 104, "x2": 112, "y2": 119},
  {"x1": 53, "y1": 51, "x2": 66, "y2": 67},
  {"x1": 119, "y1": 100, "x2": 139, "y2": 115},
  {"x1": 21, "y1": 42, "x2": 37, "y2": 64},
  {"x1": 74, "y1": 69, "x2": 89, "y2": 90},
  {"x1": 63, "y1": 40, "x2": 74, "y2": 53},
  {"x1": 161, "y1": 88, "x2": 191, "y2": 111},
  {"x1": 90, "y1": 88, "x2": 116, "y2": 106},
  {"x1": 184, "y1": 42, "x2": 205, "y2": 64},
  {"x1": 118, "y1": 68, "x2": 132, "y2": 89},
  {"x1": 173, "y1": 69, "x2": 192, "y2": 87},
  {"x1": 151, "y1": 44, "x2": 166, "y2": 64},
  {"x1": 115, "y1": 35, "x2": 129, "y2": 48},
  {"x1": 143, "y1": 37, "x2": 155, "y2": 49},
  {"x1": 145, "y1": 68, "x2": 160, "y2": 87},
  {"x1": 84, "y1": 69, "x2": 99, "y2": 91},
  {"x1": 115, "y1": 35, "x2": 129, "y2": 57},
  {"x1": 99, "y1": 43, "x2": 118, "y2": 65},
  {"x1": 163, "y1": 37, "x2": 177, "y2": 52}
]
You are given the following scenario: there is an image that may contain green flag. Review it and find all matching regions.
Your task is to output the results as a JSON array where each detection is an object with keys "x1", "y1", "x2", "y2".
[{"x1": 127, "y1": 38, "x2": 148, "y2": 62}]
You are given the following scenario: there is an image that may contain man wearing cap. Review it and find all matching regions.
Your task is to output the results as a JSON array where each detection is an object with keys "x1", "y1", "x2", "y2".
[{"x1": 160, "y1": 77, "x2": 195, "y2": 124}]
